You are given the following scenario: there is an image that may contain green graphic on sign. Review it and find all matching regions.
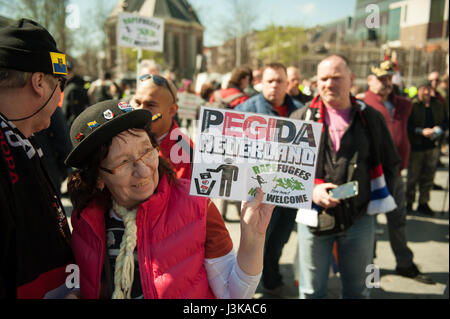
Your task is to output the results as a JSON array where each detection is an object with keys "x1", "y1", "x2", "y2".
[{"x1": 272, "y1": 177, "x2": 305, "y2": 191}]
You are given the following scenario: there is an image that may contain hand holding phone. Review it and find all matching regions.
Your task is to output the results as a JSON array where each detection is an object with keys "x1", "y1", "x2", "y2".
[{"x1": 328, "y1": 181, "x2": 359, "y2": 200}]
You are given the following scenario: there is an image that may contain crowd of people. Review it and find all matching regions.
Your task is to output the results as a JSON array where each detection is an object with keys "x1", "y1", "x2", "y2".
[{"x1": 0, "y1": 18, "x2": 448, "y2": 299}]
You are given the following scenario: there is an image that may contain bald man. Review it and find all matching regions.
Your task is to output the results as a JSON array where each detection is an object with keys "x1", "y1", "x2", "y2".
[
  {"x1": 428, "y1": 71, "x2": 446, "y2": 105},
  {"x1": 290, "y1": 55, "x2": 400, "y2": 299},
  {"x1": 132, "y1": 74, "x2": 193, "y2": 180}
]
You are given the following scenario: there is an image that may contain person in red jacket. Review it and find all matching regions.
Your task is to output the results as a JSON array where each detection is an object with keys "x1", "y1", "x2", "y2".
[
  {"x1": 209, "y1": 66, "x2": 251, "y2": 108},
  {"x1": 64, "y1": 100, "x2": 274, "y2": 299},
  {"x1": 364, "y1": 61, "x2": 433, "y2": 284},
  {"x1": 132, "y1": 74, "x2": 193, "y2": 180}
]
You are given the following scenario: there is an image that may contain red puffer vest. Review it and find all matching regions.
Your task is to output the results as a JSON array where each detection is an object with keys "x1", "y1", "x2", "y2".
[{"x1": 71, "y1": 175, "x2": 216, "y2": 299}]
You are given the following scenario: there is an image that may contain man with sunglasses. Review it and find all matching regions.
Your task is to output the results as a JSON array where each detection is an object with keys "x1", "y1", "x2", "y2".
[
  {"x1": 132, "y1": 74, "x2": 194, "y2": 180},
  {"x1": 0, "y1": 19, "x2": 74, "y2": 298}
]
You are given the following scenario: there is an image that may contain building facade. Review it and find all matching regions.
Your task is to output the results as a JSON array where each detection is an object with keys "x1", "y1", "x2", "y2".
[
  {"x1": 388, "y1": 0, "x2": 448, "y2": 50},
  {"x1": 105, "y1": 0, "x2": 204, "y2": 80}
]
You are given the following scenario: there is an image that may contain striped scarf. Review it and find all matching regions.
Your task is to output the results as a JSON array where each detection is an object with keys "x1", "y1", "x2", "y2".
[{"x1": 308, "y1": 96, "x2": 397, "y2": 215}]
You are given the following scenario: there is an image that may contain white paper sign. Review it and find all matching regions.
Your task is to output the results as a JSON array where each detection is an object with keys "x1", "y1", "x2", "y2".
[
  {"x1": 117, "y1": 12, "x2": 164, "y2": 51},
  {"x1": 177, "y1": 92, "x2": 204, "y2": 119},
  {"x1": 189, "y1": 107, "x2": 323, "y2": 209}
]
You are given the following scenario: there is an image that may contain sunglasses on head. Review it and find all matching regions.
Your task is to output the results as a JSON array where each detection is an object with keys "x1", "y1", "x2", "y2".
[{"x1": 139, "y1": 74, "x2": 176, "y2": 103}]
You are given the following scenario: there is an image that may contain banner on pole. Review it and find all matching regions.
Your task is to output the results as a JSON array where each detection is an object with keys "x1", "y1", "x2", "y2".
[
  {"x1": 117, "y1": 12, "x2": 164, "y2": 52},
  {"x1": 189, "y1": 107, "x2": 323, "y2": 209}
]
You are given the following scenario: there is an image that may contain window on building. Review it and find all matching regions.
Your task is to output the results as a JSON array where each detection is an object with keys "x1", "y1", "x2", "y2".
[
  {"x1": 388, "y1": 7, "x2": 401, "y2": 41},
  {"x1": 429, "y1": 0, "x2": 445, "y2": 22},
  {"x1": 428, "y1": 0, "x2": 446, "y2": 39}
]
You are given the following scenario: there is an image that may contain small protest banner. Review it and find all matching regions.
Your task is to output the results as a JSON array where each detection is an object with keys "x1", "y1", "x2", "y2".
[
  {"x1": 177, "y1": 92, "x2": 204, "y2": 119},
  {"x1": 189, "y1": 107, "x2": 323, "y2": 209},
  {"x1": 117, "y1": 12, "x2": 164, "y2": 52}
]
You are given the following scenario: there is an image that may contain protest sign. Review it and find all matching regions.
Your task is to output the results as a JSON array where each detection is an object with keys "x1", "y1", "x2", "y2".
[
  {"x1": 117, "y1": 12, "x2": 164, "y2": 52},
  {"x1": 189, "y1": 107, "x2": 323, "y2": 209},
  {"x1": 177, "y1": 92, "x2": 204, "y2": 119}
]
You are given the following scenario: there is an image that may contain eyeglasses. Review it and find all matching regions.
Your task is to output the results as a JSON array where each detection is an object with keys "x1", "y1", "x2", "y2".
[
  {"x1": 99, "y1": 147, "x2": 159, "y2": 176},
  {"x1": 139, "y1": 74, "x2": 176, "y2": 104}
]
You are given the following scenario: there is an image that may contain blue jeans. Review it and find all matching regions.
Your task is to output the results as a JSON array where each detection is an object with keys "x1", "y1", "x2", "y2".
[{"x1": 298, "y1": 214, "x2": 375, "y2": 299}]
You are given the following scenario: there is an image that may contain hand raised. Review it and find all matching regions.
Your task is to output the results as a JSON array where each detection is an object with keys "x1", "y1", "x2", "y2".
[{"x1": 240, "y1": 188, "x2": 275, "y2": 237}]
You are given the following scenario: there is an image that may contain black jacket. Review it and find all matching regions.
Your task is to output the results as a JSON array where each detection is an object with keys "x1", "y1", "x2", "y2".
[
  {"x1": 0, "y1": 114, "x2": 73, "y2": 298},
  {"x1": 290, "y1": 99, "x2": 400, "y2": 232},
  {"x1": 62, "y1": 75, "x2": 89, "y2": 127},
  {"x1": 408, "y1": 96, "x2": 448, "y2": 151}
]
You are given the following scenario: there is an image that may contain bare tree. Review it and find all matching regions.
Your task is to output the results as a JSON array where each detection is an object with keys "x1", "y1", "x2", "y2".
[
  {"x1": 4, "y1": 0, "x2": 72, "y2": 52},
  {"x1": 190, "y1": 0, "x2": 260, "y2": 67}
]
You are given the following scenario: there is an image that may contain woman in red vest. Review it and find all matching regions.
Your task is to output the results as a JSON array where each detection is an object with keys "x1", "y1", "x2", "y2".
[
  {"x1": 209, "y1": 66, "x2": 252, "y2": 108},
  {"x1": 64, "y1": 100, "x2": 274, "y2": 299}
]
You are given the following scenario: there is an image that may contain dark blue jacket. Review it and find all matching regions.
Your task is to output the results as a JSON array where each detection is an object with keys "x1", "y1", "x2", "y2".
[{"x1": 235, "y1": 92, "x2": 304, "y2": 116}]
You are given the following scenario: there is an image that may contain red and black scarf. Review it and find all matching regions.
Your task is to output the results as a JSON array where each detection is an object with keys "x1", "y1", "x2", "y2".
[
  {"x1": 0, "y1": 113, "x2": 73, "y2": 298},
  {"x1": 307, "y1": 96, "x2": 397, "y2": 215}
]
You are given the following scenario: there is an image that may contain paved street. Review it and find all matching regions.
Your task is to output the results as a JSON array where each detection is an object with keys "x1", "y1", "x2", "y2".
[
  {"x1": 214, "y1": 155, "x2": 449, "y2": 299},
  {"x1": 62, "y1": 156, "x2": 449, "y2": 299}
]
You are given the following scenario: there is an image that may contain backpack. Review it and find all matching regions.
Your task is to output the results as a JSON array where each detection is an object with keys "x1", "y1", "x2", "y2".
[{"x1": 208, "y1": 90, "x2": 245, "y2": 109}]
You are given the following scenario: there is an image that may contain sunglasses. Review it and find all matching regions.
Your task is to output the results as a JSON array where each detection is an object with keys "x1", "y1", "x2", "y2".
[
  {"x1": 53, "y1": 75, "x2": 66, "y2": 92},
  {"x1": 139, "y1": 74, "x2": 176, "y2": 104}
]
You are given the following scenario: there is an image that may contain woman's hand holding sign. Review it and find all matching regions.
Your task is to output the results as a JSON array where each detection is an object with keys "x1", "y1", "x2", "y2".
[{"x1": 237, "y1": 188, "x2": 275, "y2": 276}]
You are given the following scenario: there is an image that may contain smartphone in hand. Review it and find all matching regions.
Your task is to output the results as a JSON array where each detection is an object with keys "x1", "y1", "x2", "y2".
[{"x1": 329, "y1": 181, "x2": 358, "y2": 200}]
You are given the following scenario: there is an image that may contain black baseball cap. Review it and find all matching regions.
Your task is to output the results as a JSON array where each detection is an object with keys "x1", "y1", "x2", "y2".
[
  {"x1": 0, "y1": 18, "x2": 67, "y2": 75},
  {"x1": 65, "y1": 100, "x2": 153, "y2": 169}
]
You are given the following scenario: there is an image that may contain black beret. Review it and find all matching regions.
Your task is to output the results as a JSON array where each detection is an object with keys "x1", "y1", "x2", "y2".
[
  {"x1": 0, "y1": 18, "x2": 67, "y2": 75},
  {"x1": 65, "y1": 100, "x2": 153, "y2": 169}
]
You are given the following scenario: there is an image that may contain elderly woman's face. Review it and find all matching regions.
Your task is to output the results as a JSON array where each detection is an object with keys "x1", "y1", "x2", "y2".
[{"x1": 98, "y1": 129, "x2": 159, "y2": 209}]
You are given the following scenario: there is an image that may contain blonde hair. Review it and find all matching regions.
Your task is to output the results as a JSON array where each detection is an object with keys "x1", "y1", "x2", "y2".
[{"x1": 111, "y1": 201, "x2": 138, "y2": 299}]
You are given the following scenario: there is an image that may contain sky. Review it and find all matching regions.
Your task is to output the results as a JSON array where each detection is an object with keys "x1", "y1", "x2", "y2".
[
  {"x1": 70, "y1": 0, "x2": 357, "y2": 46},
  {"x1": 188, "y1": 0, "x2": 357, "y2": 46},
  {"x1": 1, "y1": 0, "x2": 356, "y2": 47}
]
